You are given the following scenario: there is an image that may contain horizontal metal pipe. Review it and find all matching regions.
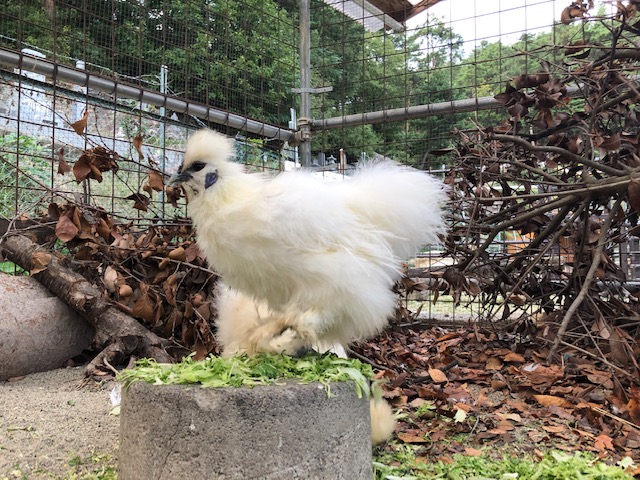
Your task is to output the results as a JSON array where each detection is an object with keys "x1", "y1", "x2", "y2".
[
  {"x1": 3, "y1": 48, "x2": 587, "y2": 139},
  {"x1": 314, "y1": 96, "x2": 502, "y2": 130},
  {"x1": 0, "y1": 48, "x2": 294, "y2": 142},
  {"x1": 315, "y1": 84, "x2": 584, "y2": 131}
]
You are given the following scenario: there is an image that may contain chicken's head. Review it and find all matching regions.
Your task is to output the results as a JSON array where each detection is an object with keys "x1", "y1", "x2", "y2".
[{"x1": 169, "y1": 129, "x2": 237, "y2": 201}]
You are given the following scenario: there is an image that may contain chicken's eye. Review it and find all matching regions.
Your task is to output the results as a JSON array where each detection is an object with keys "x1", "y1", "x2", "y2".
[{"x1": 192, "y1": 161, "x2": 206, "y2": 172}]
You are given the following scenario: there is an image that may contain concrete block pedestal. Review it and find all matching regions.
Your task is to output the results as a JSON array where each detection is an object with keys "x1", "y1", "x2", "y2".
[{"x1": 118, "y1": 381, "x2": 372, "y2": 479}]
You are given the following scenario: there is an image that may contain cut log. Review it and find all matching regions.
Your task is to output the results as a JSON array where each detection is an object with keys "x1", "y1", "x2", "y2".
[
  {"x1": 0, "y1": 273, "x2": 94, "y2": 380},
  {"x1": 0, "y1": 234, "x2": 174, "y2": 375}
]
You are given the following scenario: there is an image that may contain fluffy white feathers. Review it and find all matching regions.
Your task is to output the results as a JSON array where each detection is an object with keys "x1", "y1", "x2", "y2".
[
  {"x1": 173, "y1": 129, "x2": 448, "y2": 355},
  {"x1": 214, "y1": 284, "x2": 396, "y2": 445}
]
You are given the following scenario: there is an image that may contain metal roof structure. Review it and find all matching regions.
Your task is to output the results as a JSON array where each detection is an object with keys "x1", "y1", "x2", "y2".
[{"x1": 322, "y1": 0, "x2": 444, "y2": 32}]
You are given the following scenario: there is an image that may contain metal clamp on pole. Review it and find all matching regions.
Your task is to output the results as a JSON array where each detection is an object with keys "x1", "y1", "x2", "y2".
[{"x1": 297, "y1": 116, "x2": 313, "y2": 140}]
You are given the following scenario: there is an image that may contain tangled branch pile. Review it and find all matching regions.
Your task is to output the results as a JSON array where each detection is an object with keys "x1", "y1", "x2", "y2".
[{"x1": 442, "y1": 1, "x2": 640, "y2": 363}]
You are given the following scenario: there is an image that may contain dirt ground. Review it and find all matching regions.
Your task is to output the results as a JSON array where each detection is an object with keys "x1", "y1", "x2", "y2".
[
  {"x1": 0, "y1": 367, "x2": 119, "y2": 479},
  {"x1": 1, "y1": 335, "x2": 638, "y2": 479}
]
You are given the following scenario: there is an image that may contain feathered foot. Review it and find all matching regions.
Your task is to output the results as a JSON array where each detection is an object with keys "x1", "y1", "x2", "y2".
[{"x1": 250, "y1": 310, "x2": 321, "y2": 356}]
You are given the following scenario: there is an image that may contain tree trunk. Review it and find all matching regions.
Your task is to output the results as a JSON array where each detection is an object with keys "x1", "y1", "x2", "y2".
[{"x1": 0, "y1": 234, "x2": 174, "y2": 375}]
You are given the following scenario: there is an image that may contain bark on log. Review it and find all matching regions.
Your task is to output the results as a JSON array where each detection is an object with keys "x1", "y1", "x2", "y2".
[{"x1": 0, "y1": 234, "x2": 174, "y2": 375}]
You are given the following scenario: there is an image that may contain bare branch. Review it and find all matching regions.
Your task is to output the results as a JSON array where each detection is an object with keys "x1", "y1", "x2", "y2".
[{"x1": 548, "y1": 197, "x2": 623, "y2": 360}]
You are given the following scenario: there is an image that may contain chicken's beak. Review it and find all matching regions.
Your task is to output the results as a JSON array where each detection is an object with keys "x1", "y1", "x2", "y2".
[{"x1": 168, "y1": 172, "x2": 191, "y2": 186}]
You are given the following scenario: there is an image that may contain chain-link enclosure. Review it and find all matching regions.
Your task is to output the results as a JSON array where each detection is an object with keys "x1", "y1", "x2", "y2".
[{"x1": 1, "y1": 0, "x2": 639, "y2": 328}]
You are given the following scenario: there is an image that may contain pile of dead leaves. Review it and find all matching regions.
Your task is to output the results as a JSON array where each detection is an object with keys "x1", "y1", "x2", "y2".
[
  {"x1": 20, "y1": 198, "x2": 220, "y2": 361},
  {"x1": 10, "y1": 126, "x2": 218, "y2": 362},
  {"x1": 353, "y1": 325, "x2": 640, "y2": 465}
]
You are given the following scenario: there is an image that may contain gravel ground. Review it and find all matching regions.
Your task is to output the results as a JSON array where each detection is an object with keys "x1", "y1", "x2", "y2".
[{"x1": 0, "y1": 367, "x2": 119, "y2": 479}]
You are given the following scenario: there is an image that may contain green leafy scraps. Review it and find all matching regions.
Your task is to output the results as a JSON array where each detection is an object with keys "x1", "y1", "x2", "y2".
[
  {"x1": 117, "y1": 352, "x2": 375, "y2": 398},
  {"x1": 373, "y1": 445, "x2": 635, "y2": 480}
]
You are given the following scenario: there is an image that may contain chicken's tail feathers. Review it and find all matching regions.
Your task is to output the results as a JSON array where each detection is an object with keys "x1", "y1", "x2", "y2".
[
  {"x1": 347, "y1": 162, "x2": 448, "y2": 259},
  {"x1": 370, "y1": 398, "x2": 397, "y2": 445}
]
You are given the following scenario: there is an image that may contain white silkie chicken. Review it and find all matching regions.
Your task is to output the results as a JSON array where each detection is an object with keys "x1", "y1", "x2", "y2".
[
  {"x1": 171, "y1": 129, "x2": 447, "y2": 444},
  {"x1": 171, "y1": 129, "x2": 448, "y2": 357}
]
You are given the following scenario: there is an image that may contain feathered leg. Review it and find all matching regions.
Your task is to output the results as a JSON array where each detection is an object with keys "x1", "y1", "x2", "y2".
[
  {"x1": 215, "y1": 287, "x2": 396, "y2": 444},
  {"x1": 216, "y1": 286, "x2": 319, "y2": 356}
]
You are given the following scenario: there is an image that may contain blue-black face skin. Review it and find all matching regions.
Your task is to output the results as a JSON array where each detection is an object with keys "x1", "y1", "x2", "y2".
[{"x1": 205, "y1": 171, "x2": 218, "y2": 189}]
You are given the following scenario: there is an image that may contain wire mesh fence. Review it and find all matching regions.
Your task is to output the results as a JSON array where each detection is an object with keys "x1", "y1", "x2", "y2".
[{"x1": 1, "y1": 0, "x2": 638, "y2": 324}]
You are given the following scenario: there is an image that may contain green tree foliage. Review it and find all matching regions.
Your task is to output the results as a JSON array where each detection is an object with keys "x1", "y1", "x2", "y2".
[
  {"x1": 3, "y1": 0, "x2": 297, "y2": 126},
  {"x1": 1, "y1": 1, "x2": 616, "y2": 165},
  {"x1": 309, "y1": 5, "x2": 463, "y2": 163},
  {"x1": 455, "y1": 11, "x2": 614, "y2": 98},
  {"x1": 0, "y1": 134, "x2": 51, "y2": 218}
]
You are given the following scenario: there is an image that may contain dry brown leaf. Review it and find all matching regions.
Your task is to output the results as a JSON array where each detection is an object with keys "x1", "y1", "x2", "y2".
[
  {"x1": 594, "y1": 434, "x2": 615, "y2": 452},
  {"x1": 73, "y1": 153, "x2": 94, "y2": 183},
  {"x1": 465, "y1": 278, "x2": 481, "y2": 296},
  {"x1": 491, "y1": 379, "x2": 508, "y2": 390},
  {"x1": 463, "y1": 447, "x2": 483, "y2": 456},
  {"x1": 70, "y1": 109, "x2": 88, "y2": 135},
  {"x1": 57, "y1": 147, "x2": 70, "y2": 175},
  {"x1": 528, "y1": 430, "x2": 548, "y2": 443},
  {"x1": 485, "y1": 357, "x2": 503, "y2": 371},
  {"x1": 126, "y1": 193, "x2": 150, "y2": 211},
  {"x1": 30, "y1": 251, "x2": 51, "y2": 275},
  {"x1": 408, "y1": 398, "x2": 430, "y2": 409},
  {"x1": 428, "y1": 367, "x2": 448, "y2": 384},
  {"x1": 565, "y1": 40, "x2": 591, "y2": 58},
  {"x1": 196, "y1": 302, "x2": 211, "y2": 322},
  {"x1": 592, "y1": 315, "x2": 611, "y2": 340},
  {"x1": 560, "y1": 7, "x2": 573, "y2": 24},
  {"x1": 487, "y1": 425, "x2": 511, "y2": 435},
  {"x1": 519, "y1": 364, "x2": 564, "y2": 385},
  {"x1": 184, "y1": 300, "x2": 194, "y2": 319},
  {"x1": 608, "y1": 327, "x2": 632, "y2": 367},
  {"x1": 508, "y1": 294, "x2": 527, "y2": 306},
  {"x1": 560, "y1": 4, "x2": 590, "y2": 24},
  {"x1": 598, "y1": 133, "x2": 621, "y2": 151},
  {"x1": 191, "y1": 292, "x2": 206, "y2": 308},
  {"x1": 165, "y1": 185, "x2": 183, "y2": 208},
  {"x1": 185, "y1": 243, "x2": 202, "y2": 263},
  {"x1": 55, "y1": 213, "x2": 79, "y2": 242},
  {"x1": 397, "y1": 432, "x2": 429, "y2": 443},
  {"x1": 533, "y1": 394, "x2": 571, "y2": 408},
  {"x1": 133, "y1": 133, "x2": 144, "y2": 159},
  {"x1": 103, "y1": 265, "x2": 118, "y2": 292},
  {"x1": 148, "y1": 170, "x2": 165, "y2": 192},
  {"x1": 497, "y1": 419, "x2": 515, "y2": 431},
  {"x1": 496, "y1": 412, "x2": 522, "y2": 423},
  {"x1": 627, "y1": 387, "x2": 640, "y2": 426},
  {"x1": 168, "y1": 246, "x2": 187, "y2": 262},
  {"x1": 71, "y1": 206, "x2": 83, "y2": 231},
  {"x1": 119, "y1": 284, "x2": 133, "y2": 298},
  {"x1": 503, "y1": 352, "x2": 525, "y2": 363},
  {"x1": 96, "y1": 218, "x2": 112, "y2": 239},
  {"x1": 627, "y1": 179, "x2": 640, "y2": 214},
  {"x1": 542, "y1": 424, "x2": 567, "y2": 434},
  {"x1": 193, "y1": 339, "x2": 209, "y2": 361},
  {"x1": 73, "y1": 147, "x2": 119, "y2": 183},
  {"x1": 132, "y1": 289, "x2": 155, "y2": 324}
]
